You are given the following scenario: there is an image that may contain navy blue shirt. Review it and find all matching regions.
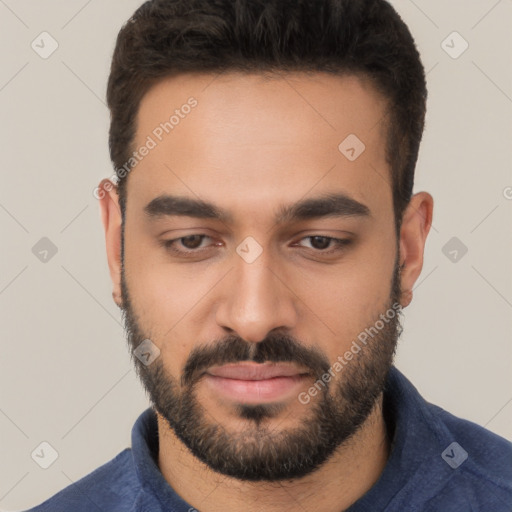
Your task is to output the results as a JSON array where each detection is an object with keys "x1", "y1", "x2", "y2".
[{"x1": 25, "y1": 367, "x2": 512, "y2": 511}]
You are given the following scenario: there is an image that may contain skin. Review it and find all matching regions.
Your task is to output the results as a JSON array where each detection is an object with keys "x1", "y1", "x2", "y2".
[{"x1": 99, "y1": 71, "x2": 433, "y2": 511}]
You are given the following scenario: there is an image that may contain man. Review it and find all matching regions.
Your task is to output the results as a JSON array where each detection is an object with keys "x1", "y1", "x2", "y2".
[{"x1": 26, "y1": 0, "x2": 512, "y2": 510}]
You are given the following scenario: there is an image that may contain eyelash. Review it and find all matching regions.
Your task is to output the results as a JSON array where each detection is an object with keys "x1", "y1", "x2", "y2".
[{"x1": 161, "y1": 235, "x2": 352, "y2": 256}]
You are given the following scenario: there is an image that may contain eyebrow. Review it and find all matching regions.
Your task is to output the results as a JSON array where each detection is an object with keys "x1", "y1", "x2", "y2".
[{"x1": 144, "y1": 192, "x2": 371, "y2": 224}]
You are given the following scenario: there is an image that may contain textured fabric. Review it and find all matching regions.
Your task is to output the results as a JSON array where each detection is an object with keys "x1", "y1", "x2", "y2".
[{"x1": 25, "y1": 367, "x2": 512, "y2": 511}]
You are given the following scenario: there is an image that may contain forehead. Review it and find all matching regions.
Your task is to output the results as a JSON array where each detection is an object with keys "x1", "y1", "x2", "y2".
[{"x1": 128, "y1": 71, "x2": 391, "y2": 224}]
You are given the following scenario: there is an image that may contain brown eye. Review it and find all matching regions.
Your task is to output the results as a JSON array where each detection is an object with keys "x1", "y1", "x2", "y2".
[
  {"x1": 297, "y1": 236, "x2": 352, "y2": 253},
  {"x1": 180, "y1": 235, "x2": 205, "y2": 249},
  {"x1": 162, "y1": 234, "x2": 214, "y2": 255},
  {"x1": 309, "y1": 236, "x2": 332, "y2": 250}
]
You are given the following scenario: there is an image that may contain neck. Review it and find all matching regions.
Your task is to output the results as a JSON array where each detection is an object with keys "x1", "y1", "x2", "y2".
[{"x1": 156, "y1": 395, "x2": 390, "y2": 512}]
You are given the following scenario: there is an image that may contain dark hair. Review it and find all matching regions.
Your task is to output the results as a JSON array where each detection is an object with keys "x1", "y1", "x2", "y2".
[{"x1": 106, "y1": 0, "x2": 426, "y2": 231}]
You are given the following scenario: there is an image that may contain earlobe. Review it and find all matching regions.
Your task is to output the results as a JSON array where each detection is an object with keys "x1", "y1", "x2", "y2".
[
  {"x1": 98, "y1": 178, "x2": 123, "y2": 307},
  {"x1": 112, "y1": 290, "x2": 123, "y2": 309},
  {"x1": 398, "y1": 192, "x2": 434, "y2": 308}
]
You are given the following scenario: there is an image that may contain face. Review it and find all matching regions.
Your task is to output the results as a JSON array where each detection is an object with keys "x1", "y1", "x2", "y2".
[{"x1": 103, "y1": 71, "x2": 427, "y2": 481}]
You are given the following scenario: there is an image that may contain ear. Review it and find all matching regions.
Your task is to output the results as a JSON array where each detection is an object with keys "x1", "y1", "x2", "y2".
[
  {"x1": 398, "y1": 191, "x2": 434, "y2": 308},
  {"x1": 98, "y1": 178, "x2": 123, "y2": 308}
]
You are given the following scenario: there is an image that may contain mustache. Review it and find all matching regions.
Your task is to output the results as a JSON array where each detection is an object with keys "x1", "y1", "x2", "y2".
[{"x1": 181, "y1": 333, "x2": 331, "y2": 388}]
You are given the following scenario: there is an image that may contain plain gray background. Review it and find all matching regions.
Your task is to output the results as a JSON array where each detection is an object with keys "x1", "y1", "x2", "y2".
[{"x1": 1, "y1": 0, "x2": 511, "y2": 510}]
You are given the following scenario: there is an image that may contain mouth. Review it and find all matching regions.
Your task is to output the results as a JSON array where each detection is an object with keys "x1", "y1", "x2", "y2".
[{"x1": 203, "y1": 362, "x2": 311, "y2": 403}]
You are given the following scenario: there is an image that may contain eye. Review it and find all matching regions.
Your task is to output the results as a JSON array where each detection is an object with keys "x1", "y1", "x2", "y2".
[
  {"x1": 162, "y1": 234, "x2": 218, "y2": 255},
  {"x1": 294, "y1": 236, "x2": 352, "y2": 254}
]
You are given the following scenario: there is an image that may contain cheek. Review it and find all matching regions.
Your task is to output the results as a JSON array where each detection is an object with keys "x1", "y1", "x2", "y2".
[
  {"x1": 295, "y1": 240, "x2": 396, "y2": 350},
  {"x1": 124, "y1": 244, "x2": 225, "y2": 374},
  {"x1": 125, "y1": 231, "x2": 197, "y2": 313}
]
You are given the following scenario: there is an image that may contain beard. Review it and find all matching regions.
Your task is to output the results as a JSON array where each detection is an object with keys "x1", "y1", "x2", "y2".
[{"x1": 120, "y1": 256, "x2": 403, "y2": 482}]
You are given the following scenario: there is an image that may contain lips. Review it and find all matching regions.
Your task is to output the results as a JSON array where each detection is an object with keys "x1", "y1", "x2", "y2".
[
  {"x1": 203, "y1": 362, "x2": 311, "y2": 403},
  {"x1": 206, "y1": 362, "x2": 309, "y2": 380}
]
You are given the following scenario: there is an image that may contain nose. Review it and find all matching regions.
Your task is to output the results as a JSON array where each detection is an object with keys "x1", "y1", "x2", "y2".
[{"x1": 215, "y1": 247, "x2": 298, "y2": 343}]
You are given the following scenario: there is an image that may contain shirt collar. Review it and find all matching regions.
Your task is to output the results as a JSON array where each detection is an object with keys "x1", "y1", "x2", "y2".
[
  {"x1": 131, "y1": 406, "x2": 192, "y2": 510},
  {"x1": 346, "y1": 365, "x2": 448, "y2": 510}
]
